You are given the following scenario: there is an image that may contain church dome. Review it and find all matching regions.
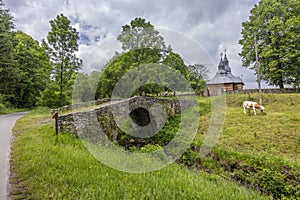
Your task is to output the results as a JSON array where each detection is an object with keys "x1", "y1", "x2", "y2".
[
  {"x1": 224, "y1": 65, "x2": 231, "y2": 73},
  {"x1": 223, "y1": 53, "x2": 231, "y2": 73}
]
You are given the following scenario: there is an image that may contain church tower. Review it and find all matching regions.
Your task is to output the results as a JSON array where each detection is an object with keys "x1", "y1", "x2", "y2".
[{"x1": 206, "y1": 50, "x2": 244, "y2": 96}]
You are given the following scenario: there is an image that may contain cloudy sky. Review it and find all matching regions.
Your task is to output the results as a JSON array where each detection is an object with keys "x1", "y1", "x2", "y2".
[{"x1": 4, "y1": 0, "x2": 271, "y2": 89}]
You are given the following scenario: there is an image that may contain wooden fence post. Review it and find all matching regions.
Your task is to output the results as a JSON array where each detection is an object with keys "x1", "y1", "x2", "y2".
[{"x1": 52, "y1": 112, "x2": 59, "y2": 136}]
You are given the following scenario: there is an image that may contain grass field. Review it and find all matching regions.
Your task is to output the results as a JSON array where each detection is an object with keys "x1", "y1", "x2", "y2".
[
  {"x1": 216, "y1": 93, "x2": 299, "y2": 163},
  {"x1": 9, "y1": 93, "x2": 300, "y2": 199}
]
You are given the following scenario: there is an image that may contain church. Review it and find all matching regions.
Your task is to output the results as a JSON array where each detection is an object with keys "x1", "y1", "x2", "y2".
[{"x1": 207, "y1": 51, "x2": 244, "y2": 96}]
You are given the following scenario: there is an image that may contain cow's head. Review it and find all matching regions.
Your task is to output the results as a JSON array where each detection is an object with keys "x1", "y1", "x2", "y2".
[{"x1": 260, "y1": 105, "x2": 265, "y2": 112}]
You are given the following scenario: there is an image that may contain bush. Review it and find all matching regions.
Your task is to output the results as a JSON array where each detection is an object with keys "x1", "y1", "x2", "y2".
[
  {"x1": 0, "y1": 103, "x2": 6, "y2": 113},
  {"x1": 0, "y1": 94, "x2": 7, "y2": 113},
  {"x1": 257, "y1": 169, "x2": 286, "y2": 199},
  {"x1": 37, "y1": 84, "x2": 71, "y2": 108}
]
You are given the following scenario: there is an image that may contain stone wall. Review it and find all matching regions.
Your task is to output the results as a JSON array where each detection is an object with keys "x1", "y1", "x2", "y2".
[{"x1": 50, "y1": 98, "x2": 121, "y2": 115}]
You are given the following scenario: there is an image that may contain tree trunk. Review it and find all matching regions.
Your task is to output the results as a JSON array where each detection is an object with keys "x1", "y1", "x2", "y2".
[
  {"x1": 279, "y1": 76, "x2": 284, "y2": 89},
  {"x1": 60, "y1": 62, "x2": 63, "y2": 107},
  {"x1": 279, "y1": 82, "x2": 284, "y2": 89}
]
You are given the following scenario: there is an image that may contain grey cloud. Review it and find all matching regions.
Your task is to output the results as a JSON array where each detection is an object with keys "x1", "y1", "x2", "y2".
[{"x1": 3, "y1": 0, "x2": 29, "y2": 9}]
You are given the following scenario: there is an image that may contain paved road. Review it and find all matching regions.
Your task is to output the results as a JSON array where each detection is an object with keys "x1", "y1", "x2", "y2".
[{"x1": 0, "y1": 112, "x2": 28, "y2": 200}]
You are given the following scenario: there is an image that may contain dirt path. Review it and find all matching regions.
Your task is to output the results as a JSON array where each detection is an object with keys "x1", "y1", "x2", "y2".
[{"x1": 0, "y1": 112, "x2": 28, "y2": 200}]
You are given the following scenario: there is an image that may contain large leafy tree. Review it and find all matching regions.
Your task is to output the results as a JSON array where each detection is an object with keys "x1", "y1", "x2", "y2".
[
  {"x1": 0, "y1": 0, "x2": 16, "y2": 104},
  {"x1": 45, "y1": 13, "x2": 82, "y2": 107},
  {"x1": 99, "y1": 17, "x2": 197, "y2": 98},
  {"x1": 98, "y1": 18, "x2": 170, "y2": 98},
  {"x1": 13, "y1": 31, "x2": 51, "y2": 107},
  {"x1": 239, "y1": 0, "x2": 300, "y2": 89}
]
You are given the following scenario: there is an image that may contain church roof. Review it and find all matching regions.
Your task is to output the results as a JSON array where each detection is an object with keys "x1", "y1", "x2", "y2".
[{"x1": 207, "y1": 52, "x2": 244, "y2": 85}]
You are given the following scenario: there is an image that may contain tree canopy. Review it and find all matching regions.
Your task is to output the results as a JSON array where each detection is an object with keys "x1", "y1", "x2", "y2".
[
  {"x1": 239, "y1": 0, "x2": 300, "y2": 89},
  {"x1": 0, "y1": 0, "x2": 16, "y2": 104},
  {"x1": 0, "y1": 2, "x2": 51, "y2": 108},
  {"x1": 117, "y1": 17, "x2": 170, "y2": 52},
  {"x1": 13, "y1": 31, "x2": 51, "y2": 107}
]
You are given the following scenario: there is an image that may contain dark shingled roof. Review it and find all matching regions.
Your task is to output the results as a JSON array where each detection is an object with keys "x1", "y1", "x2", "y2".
[{"x1": 207, "y1": 53, "x2": 244, "y2": 85}]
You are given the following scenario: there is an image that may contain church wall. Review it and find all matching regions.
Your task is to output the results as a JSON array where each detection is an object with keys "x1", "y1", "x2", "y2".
[
  {"x1": 234, "y1": 83, "x2": 243, "y2": 91},
  {"x1": 207, "y1": 84, "x2": 225, "y2": 96},
  {"x1": 208, "y1": 83, "x2": 244, "y2": 96},
  {"x1": 224, "y1": 83, "x2": 234, "y2": 92}
]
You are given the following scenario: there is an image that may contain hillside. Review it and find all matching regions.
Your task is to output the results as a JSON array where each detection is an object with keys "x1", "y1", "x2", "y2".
[{"x1": 197, "y1": 93, "x2": 300, "y2": 163}]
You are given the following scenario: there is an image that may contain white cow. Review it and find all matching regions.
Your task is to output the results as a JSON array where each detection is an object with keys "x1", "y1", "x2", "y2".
[{"x1": 243, "y1": 101, "x2": 265, "y2": 115}]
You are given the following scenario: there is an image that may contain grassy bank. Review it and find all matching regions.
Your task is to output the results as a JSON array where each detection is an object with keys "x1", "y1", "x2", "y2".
[
  {"x1": 190, "y1": 93, "x2": 300, "y2": 199},
  {"x1": 10, "y1": 108, "x2": 268, "y2": 199}
]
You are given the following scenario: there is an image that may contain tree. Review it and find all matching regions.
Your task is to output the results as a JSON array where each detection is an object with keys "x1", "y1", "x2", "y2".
[
  {"x1": 45, "y1": 13, "x2": 82, "y2": 107},
  {"x1": 117, "y1": 17, "x2": 170, "y2": 52},
  {"x1": 98, "y1": 18, "x2": 195, "y2": 98},
  {"x1": 188, "y1": 64, "x2": 209, "y2": 95},
  {"x1": 239, "y1": 0, "x2": 300, "y2": 89},
  {"x1": 0, "y1": 0, "x2": 16, "y2": 104},
  {"x1": 98, "y1": 18, "x2": 170, "y2": 98},
  {"x1": 13, "y1": 31, "x2": 51, "y2": 107}
]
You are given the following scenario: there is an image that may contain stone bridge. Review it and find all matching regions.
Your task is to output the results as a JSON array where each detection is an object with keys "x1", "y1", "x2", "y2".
[{"x1": 57, "y1": 96, "x2": 196, "y2": 139}]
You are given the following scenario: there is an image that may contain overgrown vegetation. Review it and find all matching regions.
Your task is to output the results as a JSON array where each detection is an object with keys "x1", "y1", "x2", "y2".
[{"x1": 10, "y1": 107, "x2": 268, "y2": 199}]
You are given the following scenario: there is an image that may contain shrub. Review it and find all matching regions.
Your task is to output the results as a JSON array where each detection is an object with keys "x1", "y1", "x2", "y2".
[
  {"x1": 37, "y1": 84, "x2": 71, "y2": 108},
  {"x1": 257, "y1": 169, "x2": 286, "y2": 199},
  {"x1": 0, "y1": 103, "x2": 6, "y2": 113}
]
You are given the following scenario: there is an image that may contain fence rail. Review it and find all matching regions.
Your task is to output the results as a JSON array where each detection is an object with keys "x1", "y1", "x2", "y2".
[{"x1": 225, "y1": 88, "x2": 299, "y2": 95}]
